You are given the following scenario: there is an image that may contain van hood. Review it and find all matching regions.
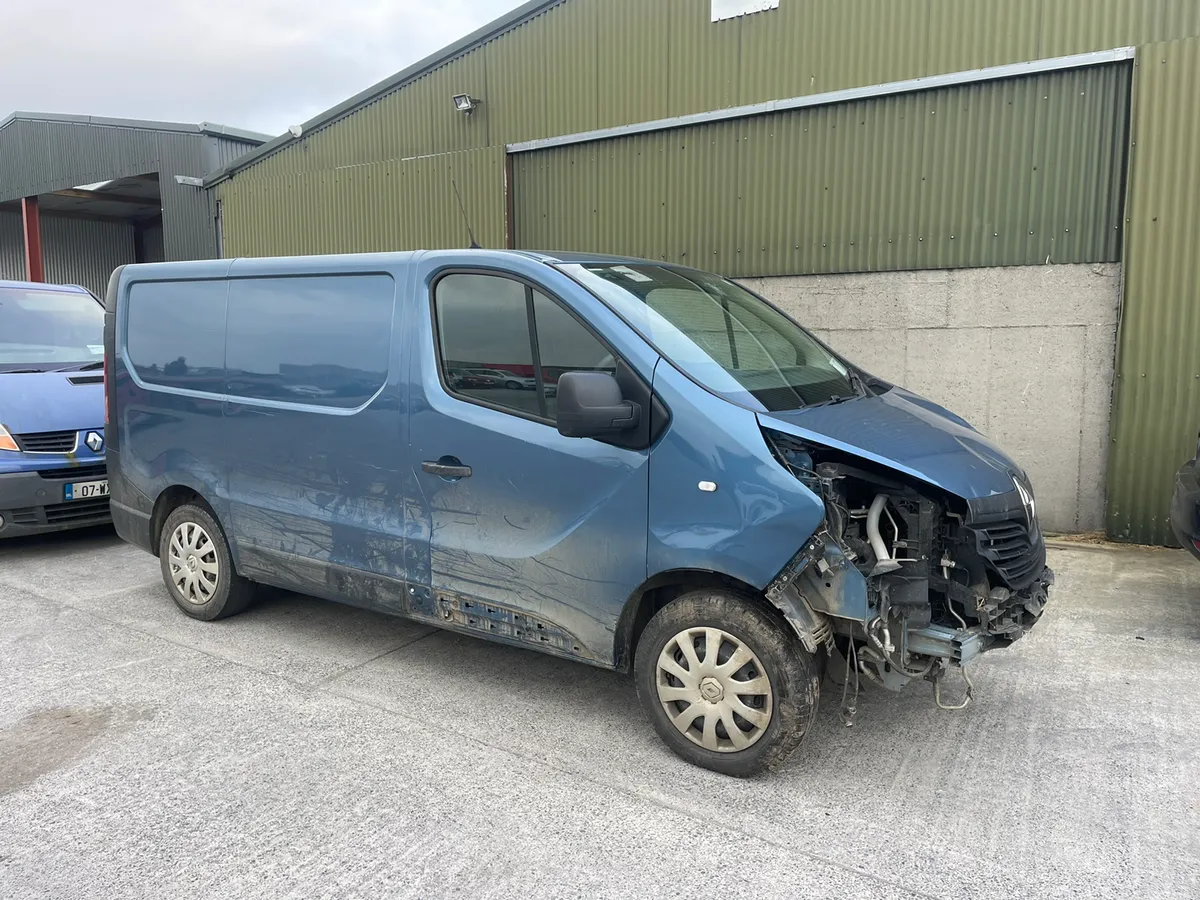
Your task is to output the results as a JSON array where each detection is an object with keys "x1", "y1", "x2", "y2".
[
  {"x1": 758, "y1": 387, "x2": 1022, "y2": 502},
  {"x1": 0, "y1": 372, "x2": 104, "y2": 434}
]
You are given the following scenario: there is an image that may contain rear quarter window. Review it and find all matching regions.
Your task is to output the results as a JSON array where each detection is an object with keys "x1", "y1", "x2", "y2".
[
  {"x1": 125, "y1": 280, "x2": 227, "y2": 392},
  {"x1": 226, "y1": 274, "x2": 395, "y2": 408}
]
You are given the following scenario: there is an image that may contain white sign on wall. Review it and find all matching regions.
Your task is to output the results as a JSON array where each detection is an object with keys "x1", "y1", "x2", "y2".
[{"x1": 712, "y1": 0, "x2": 780, "y2": 22}]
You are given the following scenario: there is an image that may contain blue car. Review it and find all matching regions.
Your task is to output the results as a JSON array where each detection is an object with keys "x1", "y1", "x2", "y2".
[
  {"x1": 104, "y1": 251, "x2": 1053, "y2": 775},
  {"x1": 0, "y1": 280, "x2": 109, "y2": 537}
]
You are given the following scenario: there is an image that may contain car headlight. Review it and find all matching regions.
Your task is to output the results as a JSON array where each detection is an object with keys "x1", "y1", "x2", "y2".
[{"x1": 0, "y1": 424, "x2": 19, "y2": 452}]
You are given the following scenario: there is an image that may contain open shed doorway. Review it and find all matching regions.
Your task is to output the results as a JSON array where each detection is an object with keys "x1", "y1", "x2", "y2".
[
  {"x1": 0, "y1": 172, "x2": 163, "y2": 296},
  {"x1": 44, "y1": 172, "x2": 165, "y2": 264}
]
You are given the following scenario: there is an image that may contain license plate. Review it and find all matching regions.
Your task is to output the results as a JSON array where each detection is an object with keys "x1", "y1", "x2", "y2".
[{"x1": 65, "y1": 480, "x2": 109, "y2": 501}]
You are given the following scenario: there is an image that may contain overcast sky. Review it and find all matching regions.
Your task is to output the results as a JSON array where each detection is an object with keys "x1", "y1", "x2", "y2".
[{"x1": 3, "y1": 0, "x2": 525, "y2": 137}]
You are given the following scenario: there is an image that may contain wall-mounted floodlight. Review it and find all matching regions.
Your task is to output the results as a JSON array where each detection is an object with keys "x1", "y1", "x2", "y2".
[
  {"x1": 288, "y1": 124, "x2": 303, "y2": 138},
  {"x1": 174, "y1": 175, "x2": 204, "y2": 187},
  {"x1": 453, "y1": 93, "x2": 481, "y2": 115}
]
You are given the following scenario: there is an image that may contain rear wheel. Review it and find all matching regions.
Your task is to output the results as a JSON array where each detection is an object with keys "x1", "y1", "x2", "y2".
[
  {"x1": 634, "y1": 590, "x2": 820, "y2": 776},
  {"x1": 159, "y1": 504, "x2": 255, "y2": 621}
]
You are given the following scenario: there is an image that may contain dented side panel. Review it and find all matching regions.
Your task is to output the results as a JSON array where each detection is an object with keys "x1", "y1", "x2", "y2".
[{"x1": 222, "y1": 265, "x2": 410, "y2": 595}]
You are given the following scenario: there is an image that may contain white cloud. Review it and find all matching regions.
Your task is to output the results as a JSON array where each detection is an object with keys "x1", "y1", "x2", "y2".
[{"x1": 0, "y1": 0, "x2": 526, "y2": 135}]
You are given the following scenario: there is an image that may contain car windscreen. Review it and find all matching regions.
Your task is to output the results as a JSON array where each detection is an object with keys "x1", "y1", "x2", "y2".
[
  {"x1": 0, "y1": 286, "x2": 104, "y2": 373},
  {"x1": 558, "y1": 263, "x2": 859, "y2": 412}
]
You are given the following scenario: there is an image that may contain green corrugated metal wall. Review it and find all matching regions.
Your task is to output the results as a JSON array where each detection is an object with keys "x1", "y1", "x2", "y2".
[
  {"x1": 1107, "y1": 37, "x2": 1200, "y2": 545},
  {"x1": 213, "y1": 0, "x2": 1200, "y2": 264},
  {"x1": 513, "y1": 65, "x2": 1131, "y2": 277},
  {"x1": 220, "y1": 147, "x2": 504, "y2": 258},
  {"x1": 209, "y1": 0, "x2": 1198, "y2": 265},
  {"x1": 215, "y1": 0, "x2": 1200, "y2": 233}
]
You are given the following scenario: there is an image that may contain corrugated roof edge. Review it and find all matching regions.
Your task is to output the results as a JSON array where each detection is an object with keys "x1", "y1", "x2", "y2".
[
  {"x1": 0, "y1": 111, "x2": 271, "y2": 145},
  {"x1": 202, "y1": 0, "x2": 565, "y2": 187}
]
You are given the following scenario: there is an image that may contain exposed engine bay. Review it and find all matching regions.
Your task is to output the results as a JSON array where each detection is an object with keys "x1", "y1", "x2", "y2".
[{"x1": 762, "y1": 428, "x2": 1054, "y2": 711}]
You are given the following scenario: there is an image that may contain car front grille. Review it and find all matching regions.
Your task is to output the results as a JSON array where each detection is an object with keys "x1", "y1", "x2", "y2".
[
  {"x1": 44, "y1": 498, "x2": 111, "y2": 524},
  {"x1": 36, "y1": 464, "x2": 107, "y2": 481},
  {"x1": 9, "y1": 508, "x2": 39, "y2": 526},
  {"x1": 969, "y1": 517, "x2": 1045, "y2": 590},
  {"x1": 6, "y1": 498, "x2": 111, "y2": 527},
  {"x1": 14, "y1": 430, "x2": 77, "y2": 453}
]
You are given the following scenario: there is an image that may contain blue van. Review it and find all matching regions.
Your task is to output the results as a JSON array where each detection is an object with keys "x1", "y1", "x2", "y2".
[
  {"x1": 104, "y1": 251, "x2": 1053, "y2": 774},
  {"x1": 0, "y1": 280, "x2": 109, "y2": 537}
]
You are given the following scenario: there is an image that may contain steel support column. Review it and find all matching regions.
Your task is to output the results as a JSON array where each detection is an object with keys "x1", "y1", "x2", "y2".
[{"x1": 21, "y1": 196, "x2": 44, "y2": 282}]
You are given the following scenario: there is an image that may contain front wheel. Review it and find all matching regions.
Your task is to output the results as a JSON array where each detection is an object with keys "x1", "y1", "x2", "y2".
[{"x1": 634, "y1": 590, "x2": 820, "y2": 776}]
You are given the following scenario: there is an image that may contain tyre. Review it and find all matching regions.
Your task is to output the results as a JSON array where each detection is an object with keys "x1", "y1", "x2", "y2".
[
  {"x1": 634, "y1": 590, "x2": 820, "y2": 777},
  {"x1": 158, "y1": 503, "x2": 256, "y2": 621},
  {"x1": 505, "y1": 380, "x2": 522, "y2": 390}
]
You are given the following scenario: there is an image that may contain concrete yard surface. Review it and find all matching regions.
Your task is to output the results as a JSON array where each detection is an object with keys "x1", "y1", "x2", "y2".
[{"x1": 0, "y1": 532, "x2": 1197, "y2": 899}]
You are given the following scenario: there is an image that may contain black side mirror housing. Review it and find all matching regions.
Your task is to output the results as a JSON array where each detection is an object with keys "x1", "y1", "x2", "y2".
[{"x1": 555, "y1": 371, "x2": 641, "y2": 438}]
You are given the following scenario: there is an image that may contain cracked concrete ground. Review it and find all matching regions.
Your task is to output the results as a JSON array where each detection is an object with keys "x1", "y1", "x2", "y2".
[{"x1": 1, "y1": 529, "x2": 1198, "y2": 899}]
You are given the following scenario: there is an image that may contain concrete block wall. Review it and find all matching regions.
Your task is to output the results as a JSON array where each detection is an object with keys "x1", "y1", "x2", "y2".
[{"x1": 742, "y1": 264, "x2": 1122, "y2": 534}]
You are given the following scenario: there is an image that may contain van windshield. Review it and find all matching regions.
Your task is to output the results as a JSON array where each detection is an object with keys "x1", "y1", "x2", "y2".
[
  {"x1": 559, "y1": 263, "x2": 860, "y2": 412},
  {"x1": 0, "y1": 286, "x2": 104, "y2": 373}
]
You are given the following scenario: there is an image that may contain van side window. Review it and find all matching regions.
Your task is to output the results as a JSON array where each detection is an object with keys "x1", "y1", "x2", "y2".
[
  {"x1": 435, "y1": 274, "x2": 541, "y2": 418},
  {"x1": 126, "y1": 280, "x2": 227, "y2": 390},
  {"x1": 226, "y1": 275, "x2": 394, "y2": 408},
  {"x1": 435, "y1": 274, "x2": 617, "y2": 423}
]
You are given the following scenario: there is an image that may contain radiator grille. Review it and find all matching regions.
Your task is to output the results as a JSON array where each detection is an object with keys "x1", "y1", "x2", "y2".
[
  {"x1": 969, "y1": 518, "x2": 1045, "y2": 590},
  {"x1": 14, "y1": 431, "x2": 77, "y2": 453}
]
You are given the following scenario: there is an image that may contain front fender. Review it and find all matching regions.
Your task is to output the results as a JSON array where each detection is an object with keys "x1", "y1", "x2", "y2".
[{"x1": 647, "y1": 362, "x2": 825, "y2": 590}]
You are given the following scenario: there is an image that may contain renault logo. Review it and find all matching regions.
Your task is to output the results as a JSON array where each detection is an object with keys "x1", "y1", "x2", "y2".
[
  {"x1": 1015, "y1": 478, "x2": 1036, "y2": 528},
  {"x1": 85, "y1": 431, "x2": 104, "y2": 453}
]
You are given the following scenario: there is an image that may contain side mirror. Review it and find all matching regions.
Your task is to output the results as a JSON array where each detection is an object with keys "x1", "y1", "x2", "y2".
[{"x1": 555, "y1": 371, "x2": 641, "y2": 438}]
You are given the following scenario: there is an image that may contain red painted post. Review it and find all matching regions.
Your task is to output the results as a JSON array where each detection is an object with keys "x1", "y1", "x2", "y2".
[{"x1": 21, "y1": 196, "x2": 45, "y2": 282}]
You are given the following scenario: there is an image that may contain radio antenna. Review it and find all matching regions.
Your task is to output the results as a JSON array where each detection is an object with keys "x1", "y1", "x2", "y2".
[{"x1": 452, "y1": 179, "x2": 481, "y2": 249}]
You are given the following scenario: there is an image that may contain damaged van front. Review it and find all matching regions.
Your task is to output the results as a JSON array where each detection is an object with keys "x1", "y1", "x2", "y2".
[
  {"x1": 758, "y1": 392, "x2": 1054, "y2": 706},
  {"x1": 564, "y1": 260, "x2": 1053, "y2": 767}
]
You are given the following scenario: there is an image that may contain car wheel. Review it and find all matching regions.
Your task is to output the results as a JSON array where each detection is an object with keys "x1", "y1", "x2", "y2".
[
  {"x1": 634, "y1": 589, "x2": 820, "y2": 776},
  {"x1": 159, "y1": 503, "x2": 256, "y2": 621},
  {"x1": 505, "y1": 380, "x2": 521, "y2": 390}
]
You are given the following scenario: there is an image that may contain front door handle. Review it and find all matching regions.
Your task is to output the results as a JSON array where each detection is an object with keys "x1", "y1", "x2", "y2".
[{"x1": 422, "y1": 459, "x2": 472, "y2": 479}]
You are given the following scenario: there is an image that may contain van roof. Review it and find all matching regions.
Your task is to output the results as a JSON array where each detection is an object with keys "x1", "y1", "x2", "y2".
[
  {"x1": 0, "y1": 280, "x2": 90, "y2": 293},
  {"x1": 118, "y1": 249, "x2": 698, "y2": 276},
  {"x1": 507, "y1": 250, "x2": 688, "y2": 267}
]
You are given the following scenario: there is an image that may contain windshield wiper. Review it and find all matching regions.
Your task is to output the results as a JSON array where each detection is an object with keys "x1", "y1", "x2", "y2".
[
  {"x1": 847, "y1": 368, "x2": 870, "y2": 396},
  {"x1": 3, "y1": 368, "x2": 46, "y2": 374},
  {"x1": 52, "y1": 361, "x2": 105, "y2": 372}
]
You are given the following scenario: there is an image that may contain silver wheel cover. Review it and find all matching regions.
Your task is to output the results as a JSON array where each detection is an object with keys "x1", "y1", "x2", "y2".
[
  {"x1": 167, "y1": 521, "x2": 220, "y2": 605},
  {"x1": 655, "y1": 626, "x2": 773, "y2": 753}
]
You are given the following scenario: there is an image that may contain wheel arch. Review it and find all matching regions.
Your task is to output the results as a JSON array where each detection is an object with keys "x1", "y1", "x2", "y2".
[
  {"x1": 149, "y1": 484, "x2": 222, "y2": 557},
  {"x1": 613, "y1": 569, "x2": 794, "y2": 673}
]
